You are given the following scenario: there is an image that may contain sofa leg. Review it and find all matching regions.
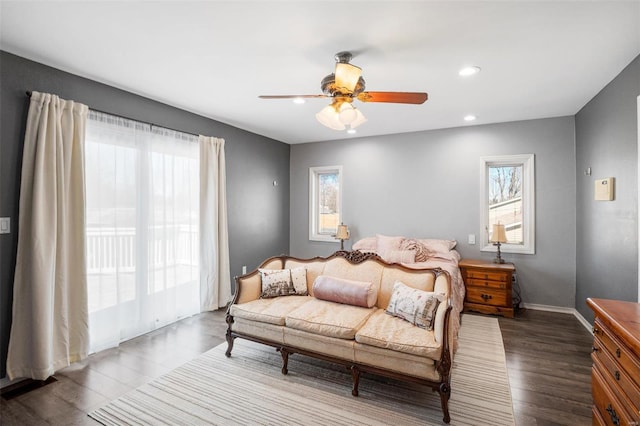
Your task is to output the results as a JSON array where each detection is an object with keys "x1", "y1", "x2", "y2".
[
  {"x1": 350, "y1": 365, "x2": 360, "y2": 397},
  {"x1": 278, "y1": 348, "x2": 289, "y2": 375},
  {"x1": 225, "y1": 334, "x2": 235, "y2": 358},
  {"x1": 438, "y1": 382, "x2": 451, "y2": 423}
]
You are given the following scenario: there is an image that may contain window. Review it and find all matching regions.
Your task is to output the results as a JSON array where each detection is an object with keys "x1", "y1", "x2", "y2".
[
  {"x1": 309, "y1": 165, "x2": 343, "y2": 242},
  {"x1": 85, "y1": 110, "x2": 200, "y2": 352},
  {"x1": 480, "y1": 154, "x2": 535, "y2": 254}
]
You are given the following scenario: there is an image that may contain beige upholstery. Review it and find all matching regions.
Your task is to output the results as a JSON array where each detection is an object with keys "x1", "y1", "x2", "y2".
[
  {"x1": 285, "y1": 299, "x2": 377, "y2": 340},
  {"x1": 354, "y1": 342, "x2": 440, "y2": 381},
  {"x1": 355, "y1": 310, "x2": 442, "y2": 358},
  {"x1": 284, "y1": 327, "x2": 356, "y2": 361},
  {"x1": 232, "y1": 318, "x2": 285, "y2": 344},
  {"x1": 230, "y1": 295, "x2": 312, "y2": 325}
]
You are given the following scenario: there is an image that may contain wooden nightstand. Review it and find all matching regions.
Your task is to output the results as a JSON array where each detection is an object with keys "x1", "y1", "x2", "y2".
[{"x1": 459, "y1": 259, "x2": 515, "y2": 318}]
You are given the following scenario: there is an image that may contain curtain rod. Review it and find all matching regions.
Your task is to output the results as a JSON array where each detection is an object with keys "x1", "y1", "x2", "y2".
[{"x1": 25, "y1": 91, "x2": 199, "y2": 138}]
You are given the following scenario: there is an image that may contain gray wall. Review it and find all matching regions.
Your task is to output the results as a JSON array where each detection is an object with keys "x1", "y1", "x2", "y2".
[
  {"x1": 575, "y1": 55, "x2": 639, "y2": 322},
  {"x1": 290, "y1": 117, "x2": 577, "y2": 309},
  {"x1": 0, "y1": 51, "x2": 290, "y2": 379}
]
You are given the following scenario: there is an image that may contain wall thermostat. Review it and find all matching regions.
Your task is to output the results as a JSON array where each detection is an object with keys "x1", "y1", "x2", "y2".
[{"x1": 594, "y1": 177, "x2": 614, "y2": 201}]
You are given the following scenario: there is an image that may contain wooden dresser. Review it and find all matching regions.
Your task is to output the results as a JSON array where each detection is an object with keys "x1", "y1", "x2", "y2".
[
  {"x1": 587, "y1": 298, "x2": 640, "y2": 426},
  {"x1": 459, "y1": 259, "x2": 515, "y2": 318}
]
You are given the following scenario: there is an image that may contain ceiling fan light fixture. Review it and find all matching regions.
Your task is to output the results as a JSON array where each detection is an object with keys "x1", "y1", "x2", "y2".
[
  {"x1": 338, "y1": 102, "x2": 358, "y2": 125},
  {"x1": 316, "y1": 104, "x2": 346, "y2": 130},
  {"x1": 335, "y1": 62, "x2": 362, "y2": 93},
  {"x1": 348, "y1": 108, "x2": 367, "y2": 129}
]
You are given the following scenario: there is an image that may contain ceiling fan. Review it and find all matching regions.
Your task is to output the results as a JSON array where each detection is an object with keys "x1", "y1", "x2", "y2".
[{"x1": 259, "y1": 51, "x2": 428, "y2": 131}]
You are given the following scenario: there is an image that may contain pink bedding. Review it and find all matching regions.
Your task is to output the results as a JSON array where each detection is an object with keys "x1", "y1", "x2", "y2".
[{"x1": 352, "y1": 236, "x2": 465, "y2": 351}]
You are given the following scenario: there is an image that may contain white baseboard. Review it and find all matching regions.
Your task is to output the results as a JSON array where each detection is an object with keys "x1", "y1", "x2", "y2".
[{"x1": 523, "y1": 303, "x2": 593, "y2": 332}]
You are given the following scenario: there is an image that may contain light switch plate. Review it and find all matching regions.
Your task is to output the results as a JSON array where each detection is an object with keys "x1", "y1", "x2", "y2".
[
  {"x1": 468, "y1": 234, "x2": 476, "y2": 245},
  {"x1": 0, "y1": 217, "x2": 10, "y2": 234}
]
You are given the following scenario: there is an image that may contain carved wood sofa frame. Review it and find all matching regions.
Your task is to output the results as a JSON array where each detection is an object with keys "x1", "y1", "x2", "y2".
[{"x1": 225, "y1": 250, "x2": 454, "y2": 423}]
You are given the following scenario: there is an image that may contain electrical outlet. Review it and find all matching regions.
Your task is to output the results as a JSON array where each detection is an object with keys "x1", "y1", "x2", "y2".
[
  {"x1": 242, "y1": 265, "x2": 247, "y2": 275},
  {"x1": 468, "y1": 234, "x2": 476, "y2": 245},
  {"x1": 0, "y1": 217, "x2": 10, "y2": 234}
]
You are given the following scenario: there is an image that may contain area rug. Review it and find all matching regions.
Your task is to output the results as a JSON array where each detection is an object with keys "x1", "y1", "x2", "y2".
[{"x1": 89, "y1": 314, "x2": 514, "y2": 425}]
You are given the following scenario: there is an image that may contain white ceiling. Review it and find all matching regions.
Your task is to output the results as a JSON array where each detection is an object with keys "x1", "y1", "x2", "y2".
[{"x1": 1, "y1": 1, "x2": 638, "y2": 144}]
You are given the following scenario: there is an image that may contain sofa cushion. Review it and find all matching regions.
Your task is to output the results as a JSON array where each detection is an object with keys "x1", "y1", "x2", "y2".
[
  {"x1": 386, "y1": 281, "x2": 444, "y2": 330},
  {"x1": 230, "y1": 295, "x2": 312, "y2": 325},
  {"x1": 355, "y1": 309, "x2": 442, "y2": 359},
  {"x1": 313, "y1": 275, "x2": 377, "y2": 308},
  {"x1": 286, "y1": 298, "x2": 376, "y2": 340}
]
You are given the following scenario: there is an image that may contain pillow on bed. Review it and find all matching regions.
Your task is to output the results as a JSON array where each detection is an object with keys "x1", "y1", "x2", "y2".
[
  {"x1": 352, "y1": 237, "x2": 377, "y2": 251},
  {"x1": 400, "y1": 239, "x2": 433, "y2": 262},
  {"x1": 382, "y1": 249, "x2": 416, "y2": 264},
  {"x1": 386, "y1": 281, "x2": 445, "y2": 330},
  {"x1": 259, "y1": 268, "x2": 308, "y2": 298},
  {"x1": 313, "y1": 275, "x2": 377, "y2": 308},
  {"x1": 418, "y1": 238, "x2": 457, "y2": 253}
]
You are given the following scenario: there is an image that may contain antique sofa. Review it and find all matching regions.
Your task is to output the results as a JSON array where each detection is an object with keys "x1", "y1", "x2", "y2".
[{"x1": 225, "y1": 250, "x2": 455, "y2": 423}]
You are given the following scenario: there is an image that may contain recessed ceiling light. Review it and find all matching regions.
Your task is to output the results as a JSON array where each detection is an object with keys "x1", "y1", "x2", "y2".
[
  {"x1": 459, "y1": 66, "x2": 481, "y2": 77},
  {"x1": 347, "y1": 128, "x2": 357, "y2": 134},
  {"x1": 293, "y1": 98, "x2": 305, "y2": 104},
  {"x1": 464, "y1": 115, "x2": 477, "y2": 122}
]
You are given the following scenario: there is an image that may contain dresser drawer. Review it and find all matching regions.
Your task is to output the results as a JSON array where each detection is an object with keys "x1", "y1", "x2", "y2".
[
  {"x1": 594, "y1": 318, "x2": 640, "y2": 389},
  {"x1": 592, "y1": 366, "x2": 636, "y2": 426},
  {"x1": 466, "y1": 270, "x2": 509, "y2": 282},
  {"x1": 592, "y1": 405, "x2": 607, "y2": 426},
  {"x1": 465, "y1": 277, "x2": 507, "y2": 289},
  {"x1": 465, "y1": 287, "x2": 507, "y2": 307},
  {"x1": 593, "y1": 337, "x2": 640, "y2": 414}
]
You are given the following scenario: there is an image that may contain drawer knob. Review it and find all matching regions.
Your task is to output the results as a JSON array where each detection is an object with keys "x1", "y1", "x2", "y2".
[
  {"x1": 606, "y1": 404, "x2": 620, "y2": 426},
  {"x1": 593, "y1": 327, "x2": 600, "y2": 335},
  {"x1": 481, "y1": 294, "x2": 493, "y2": 301},
  {"x1": 616, "y1": 348, "x2": 621, "y2": 358},
  {"x1": 591, "y1": 346, "x2": 599, "y2": 353},
  {"x1": 615, "y1": 370, "x2": 620, "y2": 381}
]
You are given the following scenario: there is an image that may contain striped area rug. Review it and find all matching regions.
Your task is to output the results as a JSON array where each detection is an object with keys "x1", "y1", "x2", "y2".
[{"x1": 89, "y1": 314, "x2": 514, "y2": 425}]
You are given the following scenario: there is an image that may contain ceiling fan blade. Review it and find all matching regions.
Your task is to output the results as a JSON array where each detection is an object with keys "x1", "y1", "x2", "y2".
[
  {"x1": 357, "y1": 91, "x2": 428, "y2": 104},
  {"x1": 259, "y1": 94, "x2": 328, "y2": 99},
  {"x1": 334, "y1": 62, "x2": 362, "y2": 93}
]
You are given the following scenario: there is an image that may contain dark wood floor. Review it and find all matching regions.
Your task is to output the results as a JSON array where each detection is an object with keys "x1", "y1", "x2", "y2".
[{"x1": 1, "y1": 308, "x2": 593, "y2": 425}]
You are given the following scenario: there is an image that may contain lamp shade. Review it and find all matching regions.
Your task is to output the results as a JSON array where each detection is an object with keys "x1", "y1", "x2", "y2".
[
  {"x1": 315, "y1": 105, "x2": 345, "y2": 130},
  {"x1": 335, "y1": 224, "x2": 350, "y2": 240},
  {"x1": 490, "y1": 224, "x2": 507, "y2": 243}
]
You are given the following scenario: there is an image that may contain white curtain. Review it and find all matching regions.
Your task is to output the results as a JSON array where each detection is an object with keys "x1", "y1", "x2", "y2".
[
  {"x1": 85, "y1": 111, "x2": 200, "y2": 352},
  {"x1": 199, "y1": 136, "x2": 231, "y2": 311},
  {"x1": 7, "y1": 92, "x2": 89, "y2": 380}
]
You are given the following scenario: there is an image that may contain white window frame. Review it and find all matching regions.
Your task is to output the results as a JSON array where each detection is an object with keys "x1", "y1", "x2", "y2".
[
  {"x1": 480, "y1": 154, "x2": 535, "y2": 255},
  {"x1": 309, "y1": 165, "x2": 343, "y2": 242}
]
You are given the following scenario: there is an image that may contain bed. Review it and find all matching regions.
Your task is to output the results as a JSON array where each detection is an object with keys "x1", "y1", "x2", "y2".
[{"x1": 352, "y1": 234, "x2": 465, "y2": 351}]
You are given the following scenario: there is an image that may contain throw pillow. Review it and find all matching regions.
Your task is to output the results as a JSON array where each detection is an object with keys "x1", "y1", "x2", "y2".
[
  {"x1": 400, "y1": 239, "x2": 434, "y2": 262},
  {"x1": 385, "y1": 281, "x2": 445, "y2": 330},
  {"x1": 382, "y1": 249, "x2": 416, "y2": 264},
  {"x1": 290, "y1": 267, "x2": 308, "y2": 295},
  {"x1": 313, "y1": 275, "x2": 377, "y2": 308},
  {"x1": 259, "y1": 269, "x2": 296, "y2": 298}
]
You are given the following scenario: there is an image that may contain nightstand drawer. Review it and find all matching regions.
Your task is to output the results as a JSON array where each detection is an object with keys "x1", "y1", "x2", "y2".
[
  {"x1": 466, "y1": 277, "x2": 507, "y2": 289},
  {"x1": 465, "y1": 287, "x2": 508, "y2": 307},
  {"x1": 466, "y1": 270, "x2": 509, "y2": 282}
]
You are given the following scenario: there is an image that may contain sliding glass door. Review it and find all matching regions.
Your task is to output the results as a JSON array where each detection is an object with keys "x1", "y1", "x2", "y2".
[{"x1": 85, "y1": 111, "x2": 199, "y2": 352}]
